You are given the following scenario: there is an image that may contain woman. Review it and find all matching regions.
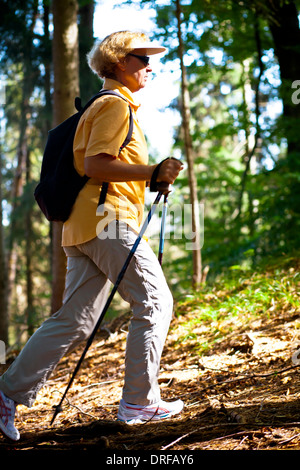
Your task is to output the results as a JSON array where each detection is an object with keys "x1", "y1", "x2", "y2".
[{"x1": 0, "y1": 31, "x2": 183, "y2": 440}]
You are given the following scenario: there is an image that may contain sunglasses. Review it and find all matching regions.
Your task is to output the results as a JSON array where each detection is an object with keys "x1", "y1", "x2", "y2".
[{"x1": 128, "y1": 53, "x2": 150, "y2": 67}]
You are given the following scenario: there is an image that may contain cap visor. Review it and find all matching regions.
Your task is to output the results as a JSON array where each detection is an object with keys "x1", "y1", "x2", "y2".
[{"x1": 130, "y1": 41, "x2": 167, "y2": 55}]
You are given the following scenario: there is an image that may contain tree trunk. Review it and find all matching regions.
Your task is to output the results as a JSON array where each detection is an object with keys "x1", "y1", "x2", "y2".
[
  {"x1": 0, "y1": 122, "x2": 8, "y2": 345},
  {"x1": 267, "y1": 0, "x2": 300, "y2": 212},
  {"x1": 6, "y1": 3, "x2": 38, "y2": 343},
  {"x1": 51, "y1": 0, "x2": 80, "y2": 313},
  {"x1": 175, "y1": 0, "x2": 202, "y2": 288},
  {"x1": 237, "y1": 9, "x2": 263, "y2": 219},
  {"x1": 7, "y1": 96, "x2": 28, "y2": 315},
  {"x1": 42, "y1": 0, "x2": 52, "y2": 135},
  {"x1": 78, "y1": 0, "x2": 99, "y2": 103},
  {"x1": 25, "y1": 145, "x2": 35, "y2": 338}
]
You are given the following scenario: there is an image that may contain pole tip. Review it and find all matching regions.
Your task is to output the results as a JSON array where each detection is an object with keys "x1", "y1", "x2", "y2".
[{"x1": 50, "y1": 404, "x2": 63, "y2": 426}]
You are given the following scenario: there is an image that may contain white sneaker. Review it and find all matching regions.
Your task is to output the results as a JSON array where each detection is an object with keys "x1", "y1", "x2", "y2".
[
  {"x1": 0, "y1": 391, "x2": 20, "y2": 441},
  {"x1": 117, "y1": 398, "x2": 184, "y2": 424}
]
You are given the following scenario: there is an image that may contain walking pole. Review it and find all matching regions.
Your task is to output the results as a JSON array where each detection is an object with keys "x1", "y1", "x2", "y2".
[
  {"x1": 158, "y1": 190, "x2": 170, "y2": 265},
  {"x1": 50, "y1": 182, "x2": 170, "y2": 426}
]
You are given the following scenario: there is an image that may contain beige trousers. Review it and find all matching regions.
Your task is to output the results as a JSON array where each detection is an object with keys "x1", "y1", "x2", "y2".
[{"x1": 0, "y1": 221, "x2": 173, "y2": 407}]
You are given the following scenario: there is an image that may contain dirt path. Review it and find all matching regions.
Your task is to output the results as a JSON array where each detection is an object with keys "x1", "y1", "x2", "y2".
[{"x1": 1, "y1": 306, "x2": 300, "y2": 452}]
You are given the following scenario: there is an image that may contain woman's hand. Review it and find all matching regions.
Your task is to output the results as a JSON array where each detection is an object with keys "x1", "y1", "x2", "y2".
[{"x1": 156, "y1": 158, "x2": 183, "y2": 185}]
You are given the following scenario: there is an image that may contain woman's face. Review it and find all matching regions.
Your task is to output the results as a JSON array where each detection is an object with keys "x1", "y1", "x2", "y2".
[{"x1": 117, "y1": 50, "x2": 152, "y2": 93}]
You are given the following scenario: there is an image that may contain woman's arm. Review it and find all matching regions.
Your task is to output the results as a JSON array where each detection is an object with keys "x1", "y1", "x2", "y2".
[
  {"x1": 84, "y1": 153, "x2": 183, "y2": 184},
  {"x1": 84, "y1": 153, "x2": 154, "y2": 182}
]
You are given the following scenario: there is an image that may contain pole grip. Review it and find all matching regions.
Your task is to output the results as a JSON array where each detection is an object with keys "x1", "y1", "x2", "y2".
[
  {"x1": 150, "y1": 158, "x2": 169, "y2": 192},
  {"x1": 156, "y1": 181, "x2": 171, "y2": 194}
]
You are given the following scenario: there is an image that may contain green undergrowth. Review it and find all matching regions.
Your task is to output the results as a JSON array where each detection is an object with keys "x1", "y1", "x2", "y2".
[{"x1": 172, "y1": 253, "x2": 300, "y2": 355}]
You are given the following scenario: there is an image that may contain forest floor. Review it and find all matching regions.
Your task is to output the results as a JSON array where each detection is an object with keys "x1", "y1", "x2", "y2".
[{"x1": 1, "y1": 257, "x2": 300, "y2": 456}]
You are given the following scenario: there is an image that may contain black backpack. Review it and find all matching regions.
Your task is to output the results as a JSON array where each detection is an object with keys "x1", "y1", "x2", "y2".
[{"x1": 34, "y1": 90, "x2": 133, "y2": 222}]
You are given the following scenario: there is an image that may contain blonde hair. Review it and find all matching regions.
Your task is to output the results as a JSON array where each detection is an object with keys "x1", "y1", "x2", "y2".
[{"x1": 87, "y1": 31, "x2": 149, "y2": 79}]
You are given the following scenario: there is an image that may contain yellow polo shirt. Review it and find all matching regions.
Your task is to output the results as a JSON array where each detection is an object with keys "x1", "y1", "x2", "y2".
[{"x1": 62, "y1": 79, "x2": 148, "y2": 247}]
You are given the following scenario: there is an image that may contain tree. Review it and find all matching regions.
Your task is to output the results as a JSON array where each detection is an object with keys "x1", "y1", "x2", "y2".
[
  {"x1": 0, "y1": 115, "x2": 8, "y2": 344},
  {"x1": 265, "y1": 0, "x2": 300, "y2": 212},
  {"x1": 78, "y1": 0, "x2": 99, "y2": 103},
  {"x1": 175, "y1": 0, "x2": 203, "y2": 287},
  {"x1": 51, "y1": 0, "x2": 80, "y2": 313}
]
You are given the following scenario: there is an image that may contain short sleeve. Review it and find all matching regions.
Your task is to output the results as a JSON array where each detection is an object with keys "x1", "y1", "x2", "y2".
[{"x1": 84, "y1": 97, "x2": 130, "y2": 158}]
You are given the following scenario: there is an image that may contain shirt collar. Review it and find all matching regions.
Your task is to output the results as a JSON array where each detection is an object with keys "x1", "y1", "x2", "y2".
[{"x1": 102, "y1": 78, "x2": 140, "y2": 112}]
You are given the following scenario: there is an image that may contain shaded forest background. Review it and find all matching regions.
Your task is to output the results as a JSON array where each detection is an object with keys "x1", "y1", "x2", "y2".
[{"x1": 0, "y1": 0, "x2": 300, "y2": 352}]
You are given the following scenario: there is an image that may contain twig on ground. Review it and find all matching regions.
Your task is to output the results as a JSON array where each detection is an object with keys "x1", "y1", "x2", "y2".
[
  {"x1": 184, "y1": 364, "x2": 300, "y2": 397},
  {"x1": 278, "y1": 433, "x2": 300, "y2": 446},
  {"x1": 161, "y1": 422, "x2": 300, "y2": 450},
  {"x1": 52, "y1": 390, "x2": 98, "y2": 421}
]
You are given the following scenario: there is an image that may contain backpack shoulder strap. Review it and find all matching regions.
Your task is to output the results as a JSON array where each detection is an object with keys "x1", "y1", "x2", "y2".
[
  {"x1": 76, "y1": 89, "x2": 133, "y2": 147},
  {"x1": 80, "y1": 90, "x2": 134, "y2": 208},
  {"x1": 119, "y1": 105, "x2": 133, "y2": 153}
]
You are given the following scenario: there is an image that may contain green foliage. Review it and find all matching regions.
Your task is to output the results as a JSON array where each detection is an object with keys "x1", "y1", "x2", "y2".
[
  {"x1": 0, "y1": 0, "x2": 47, "y2": 69},
  {"x1": 174, "y1": 252, "x2": 300, "y2": 354},
  {"x1": 151, "y1": 0, "x2": 300, "y2": 279}
]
